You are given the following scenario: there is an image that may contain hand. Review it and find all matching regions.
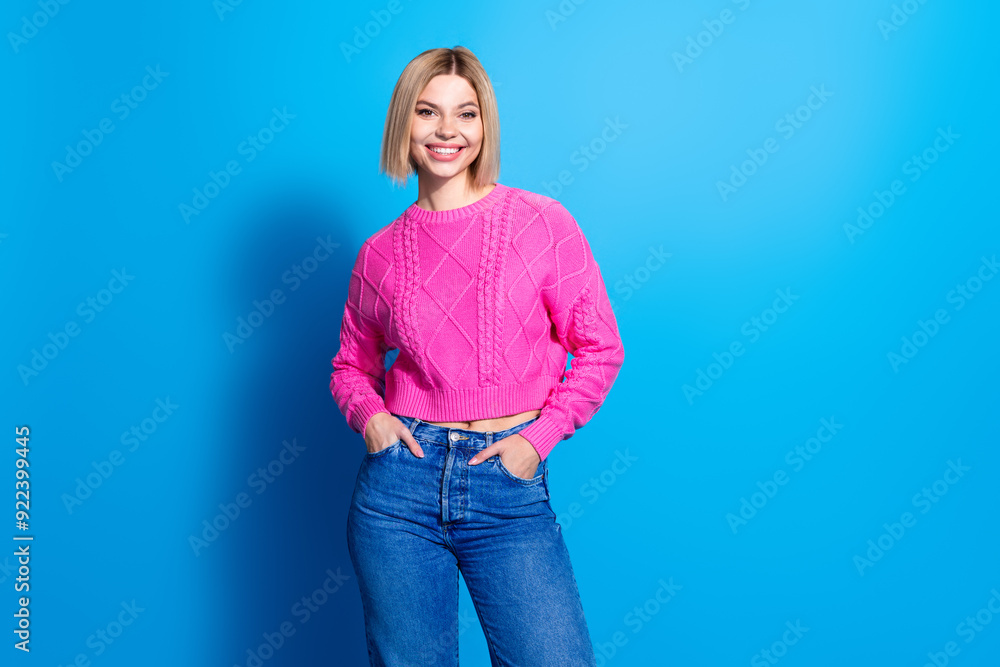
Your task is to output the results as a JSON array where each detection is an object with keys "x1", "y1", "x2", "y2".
[
  {"x1": 364, "y1": 412, "x2": 424, "y2": 458},
  {"x1": 468, "y1": 433, "x2": 540, "y2": 480}
]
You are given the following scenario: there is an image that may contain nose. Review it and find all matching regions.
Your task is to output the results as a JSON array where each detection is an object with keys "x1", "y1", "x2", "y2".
[{"x1": 436, "y1": 115, "x2": 457, "y2": 138}]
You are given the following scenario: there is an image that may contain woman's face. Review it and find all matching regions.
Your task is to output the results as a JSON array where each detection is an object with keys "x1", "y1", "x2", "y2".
[{"x1": 409, "y1": 74, "x2": 484, "y2": 183}]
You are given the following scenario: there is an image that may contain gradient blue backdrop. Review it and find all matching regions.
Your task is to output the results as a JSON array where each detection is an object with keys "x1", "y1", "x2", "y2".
[{"x1": 3, "y1": 0, "x2": 998, "y2": 665}]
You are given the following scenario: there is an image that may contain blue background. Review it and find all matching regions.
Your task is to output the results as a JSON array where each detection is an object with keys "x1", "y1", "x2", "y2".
[{"x1": 3, "y1": 0, "x2": 998, "y2": 665}]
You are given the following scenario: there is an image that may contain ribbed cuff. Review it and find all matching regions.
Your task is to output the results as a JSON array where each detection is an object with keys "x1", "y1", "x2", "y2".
[
  {"x1": 518, "y1": 415, "x2": 566, "y2": 461},
  {"x1": 351, "y1": 395, "x2": 390, "y2": 437}
]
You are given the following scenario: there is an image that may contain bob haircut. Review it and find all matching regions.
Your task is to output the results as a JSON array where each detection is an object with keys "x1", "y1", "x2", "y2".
[{"x1": 380, "y1": 46, "x2": 500, "y2": 189}]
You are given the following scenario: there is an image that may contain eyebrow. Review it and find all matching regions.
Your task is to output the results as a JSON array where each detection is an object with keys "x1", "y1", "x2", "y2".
[{"x1": 415, "y1": 100, "x2": 480, "y2": 110}]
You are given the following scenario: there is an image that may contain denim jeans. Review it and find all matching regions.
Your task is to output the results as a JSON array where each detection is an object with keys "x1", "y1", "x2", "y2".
[{"x1": 346, "y1": 413, "x2": 597, "y2": 666}]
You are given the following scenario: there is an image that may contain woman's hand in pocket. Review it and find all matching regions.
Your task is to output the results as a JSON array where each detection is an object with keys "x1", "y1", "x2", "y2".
[
  {"x1": 468, "y1": 434, "x2": 540, "y2": 479},
  {"x1": 364, "y1": 412, "x2": 424, "y2": 457}
]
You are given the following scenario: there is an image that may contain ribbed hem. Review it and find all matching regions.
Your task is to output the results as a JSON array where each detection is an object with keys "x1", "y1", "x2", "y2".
[
  {"x1": 351, "y1": 395, "x2": 391, "y2": 437},
  {"x1": 404, "y1": 183, "x2": 507, "y2": 224},
  {"x1": 518, "y1": 415, "x2": 565, "y2": 461},
  {"x1": 385, "y1": 373, "x2": 558, "y2": 424}
]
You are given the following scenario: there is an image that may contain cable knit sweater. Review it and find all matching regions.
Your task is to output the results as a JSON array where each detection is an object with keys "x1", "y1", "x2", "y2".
[{"x1": 329, "y1": 182, "x2": 624, "y2": 461}]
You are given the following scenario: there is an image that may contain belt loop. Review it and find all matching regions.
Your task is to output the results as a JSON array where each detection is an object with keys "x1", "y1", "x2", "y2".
[{"x1": 399, "y1": 415, "x2": 415, "y2": 436}]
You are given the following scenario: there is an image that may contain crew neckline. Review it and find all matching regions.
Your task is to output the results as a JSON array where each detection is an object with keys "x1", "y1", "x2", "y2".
[{"x1": 405, "y1": 183, "x2": 507, "y2": 224}]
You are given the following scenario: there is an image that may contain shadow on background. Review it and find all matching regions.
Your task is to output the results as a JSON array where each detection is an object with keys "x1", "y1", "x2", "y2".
[{"x1": 203, "y1": 188, "x2": 373, "y2": 666}]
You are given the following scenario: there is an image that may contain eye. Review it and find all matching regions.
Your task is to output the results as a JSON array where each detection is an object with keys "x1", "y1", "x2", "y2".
[
  {"x1": 461, "y1": 111, "x2": 478, "y2": 119},
  {"x1": 416, "y1": 108, "x2": 433, "y2": 117}
]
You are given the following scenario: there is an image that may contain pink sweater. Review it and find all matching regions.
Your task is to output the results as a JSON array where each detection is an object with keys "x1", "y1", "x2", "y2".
[{"x1": 329, "y1": 182, "x2": 624, "y2": 461}]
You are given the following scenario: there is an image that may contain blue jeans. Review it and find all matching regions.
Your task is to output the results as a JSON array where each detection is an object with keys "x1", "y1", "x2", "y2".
[{"x1": 346, "y1": 413, "x2": 597, "y2": 666}]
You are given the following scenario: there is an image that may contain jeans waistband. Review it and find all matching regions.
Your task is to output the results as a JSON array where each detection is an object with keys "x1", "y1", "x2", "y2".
[{"x1": 391, "y1": 413, "x2": 538, "y2": 449}]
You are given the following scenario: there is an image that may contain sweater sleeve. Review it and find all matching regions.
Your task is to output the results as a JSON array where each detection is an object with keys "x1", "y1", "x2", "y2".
[
  {"x1": 517, "y1": 203, "x2": 625, "y2": 461},
  {"x1": 330, "y1": 242, "x2": 391, "y2": 438}
]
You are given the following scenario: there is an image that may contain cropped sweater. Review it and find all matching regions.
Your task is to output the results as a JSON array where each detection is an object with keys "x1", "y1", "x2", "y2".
[{"x1": 329, "y1": 182, "x2": 624, "y2": 461}]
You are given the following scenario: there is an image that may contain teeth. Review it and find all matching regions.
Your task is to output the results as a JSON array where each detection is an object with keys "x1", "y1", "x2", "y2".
[{"x1": 430, "y1": 147, "x2": 461, "y2": 154}]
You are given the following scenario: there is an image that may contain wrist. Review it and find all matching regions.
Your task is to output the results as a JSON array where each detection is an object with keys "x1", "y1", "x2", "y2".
[
  {"x1": 518, "y1": 416, "x2": 562, "y2": 461},
  {"x1": 360, "y1": 407, "x2": 391, "y2": 439}
]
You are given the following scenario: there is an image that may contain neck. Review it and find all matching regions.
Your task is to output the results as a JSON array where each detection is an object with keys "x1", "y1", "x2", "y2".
[{"x1": 416, "y1": 172, "x2": 495, "y2": 212}]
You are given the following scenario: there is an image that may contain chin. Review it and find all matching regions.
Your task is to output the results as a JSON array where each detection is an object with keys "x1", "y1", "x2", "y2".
[{"x1": 427, "y1": 162, "x2": 468, "y2": 175}]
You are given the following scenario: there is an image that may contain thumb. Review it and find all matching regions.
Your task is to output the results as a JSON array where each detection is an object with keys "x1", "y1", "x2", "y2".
[
  {"x1": 468, "y1": 445, "x2": 497, "y2": 465},
  {"x1": 401, "y1": 429, "x2": 424, "y2": 458}
]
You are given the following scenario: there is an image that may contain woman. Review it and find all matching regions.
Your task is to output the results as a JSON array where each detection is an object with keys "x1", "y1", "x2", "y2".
[{"x1": 330, "y1": 45, "x2": 624, "y2": 667}]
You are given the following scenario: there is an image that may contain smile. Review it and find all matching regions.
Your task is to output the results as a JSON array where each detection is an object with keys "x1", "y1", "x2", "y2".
[{"x1": 425, "y1": 145, "x2": 465, "y2": 161}]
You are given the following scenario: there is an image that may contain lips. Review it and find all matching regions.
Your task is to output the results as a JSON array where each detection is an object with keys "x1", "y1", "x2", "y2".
[{"x1": 425, "y1": 144, "x2": 465, "y2": 162}]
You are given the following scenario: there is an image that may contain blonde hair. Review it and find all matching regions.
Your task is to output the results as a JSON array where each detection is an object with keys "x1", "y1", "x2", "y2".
[{"x1": 380, "y1": 46, "x2": 500, "y2": 189}]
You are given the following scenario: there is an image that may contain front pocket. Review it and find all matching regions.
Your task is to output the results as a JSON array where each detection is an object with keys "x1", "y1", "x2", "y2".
[
  {"x1": 365, "y1": 439, "x2": 402, "y2": 459},
  {"x1": 493, "y1": 455, "x2": 545, "y2": 485}
]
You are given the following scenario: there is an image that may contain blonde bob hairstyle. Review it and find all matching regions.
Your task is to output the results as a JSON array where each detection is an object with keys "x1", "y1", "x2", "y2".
[{"x1": 380, "y1": 46, "x2": 500, "y2": 189}]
